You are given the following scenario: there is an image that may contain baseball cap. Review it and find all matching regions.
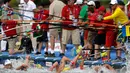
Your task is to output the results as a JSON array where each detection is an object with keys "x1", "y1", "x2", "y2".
[
  {"x1": 118, "y1": 1, "x2": 125, "y2": 6},
  {"x1": 110, "y1": 0, "x2": 118, "y2": 5},
  {"x1": 4, "y1": 59, "x2": 12, "y2": 65},
  {"x1": 75, "y1": 0, "x2": 83, "y2": 4},
  {"x1": 87, "y1": 1, "x2": 95, "y2": 6},
  {"x1": 98, "y1": 6, "x2": 106, "y2": 12}
]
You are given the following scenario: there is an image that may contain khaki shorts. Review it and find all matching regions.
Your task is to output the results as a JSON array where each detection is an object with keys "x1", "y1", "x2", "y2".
[
  {"x1": 7, "y1": 38, "x2": 17, "y2": 49},
  {"x1": 87, "y1": 31, "x2": 97, "y2": 44},
  {"x1": 16, "y1": 20, "x2": 33, "y2": 35},
  {"x1": 62, "y1": 29, "x2": 80, "y2": 45},
  {"x1": 22, "y1": 21, "x2": 33, "y2": 33},
  {"x1": 49, "y1": 25, "x2": 59, "y2": 40}
]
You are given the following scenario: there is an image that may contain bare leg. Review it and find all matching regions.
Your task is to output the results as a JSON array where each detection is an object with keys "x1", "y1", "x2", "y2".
[
  {"x1": 9, "y1": 49, "x2": 14, "y2": 55},
  {"x1": 37, "y1": 42, "x2": 43, "y2": 52},
  {"x1": 88, "y1": 43, "x2": 93, "y2": 56},
  {"x1": 116, "y1": 42, "x2": 121, "y2": 58},
  {"x1": 50, "y1": 35, "x2": 55, "y2": 54},
  {"x1": 59, "y1": 32, "x2": 62, "y2": 51},
  {"x1": 84, "y1": 40, "x2": 88, "y2": 47},
  {"x1": 106, "y1": 47, "x2": 111, "y2": 61},
  {"x1": 94, "y1": 44, "x2": 100, "y2": 59},
  {"x1": 62, "y1": 44, "x2": 66, "y2": 54},
  {"x1": 45, "y1": 42, "x2": 48, "y2": 52}
]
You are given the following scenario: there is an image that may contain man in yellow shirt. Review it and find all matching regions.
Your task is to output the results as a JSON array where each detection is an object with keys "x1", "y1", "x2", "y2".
[{"x1": 103, "y1": 1, "x2": 128, "y2": 61}]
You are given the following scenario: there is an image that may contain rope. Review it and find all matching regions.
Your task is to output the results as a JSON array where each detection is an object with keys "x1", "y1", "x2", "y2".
[
  {"x1": 13, "y1": 8, "x2": 63, "y2": 19},
  {"x1": 1, "y1": 21, "x2": 119, "y2": 36},
  {"x1": 82, "y1": 46, "x2": 126, "y2": 51},
  {"x1": 2, "y1": 26, "x2": 61, "y2": 40},
  {"x1": 0, "y1": 6, "x2": 118, "y2": 28},
  {"x1": 81, "y1": 46, "x2": 126, "y2": 59}
]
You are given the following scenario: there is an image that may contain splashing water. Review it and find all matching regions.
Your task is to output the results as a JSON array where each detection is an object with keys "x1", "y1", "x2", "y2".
[
  {"x1": 0, "y1": 59, "x2": 122, "y2": 73},
  {"x1": 124, "y1": 42, "x2": 130, "y2": 73},
  {"x1": 0, "y1": 43, "x2": 130, "y2": 73}
]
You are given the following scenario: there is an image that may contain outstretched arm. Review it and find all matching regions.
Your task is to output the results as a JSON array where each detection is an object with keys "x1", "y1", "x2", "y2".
[
  {"x1": 103, "y1": 64, "x2": 117, "y2": 73},
  {"x1": 104, "y1": 7, "x2": 120, "y2": 20},
  {"x1": 16, "y1": 55, "x2": 30, "y2": 71},
  {"x1": 57, "y1": 56, "x2": 71, "y2": 73}
]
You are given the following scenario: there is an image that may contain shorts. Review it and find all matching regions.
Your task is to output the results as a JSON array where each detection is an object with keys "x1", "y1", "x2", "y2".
[
  {"x1": 49, "y1": 27, "x2": 59, "y2": 40},
  {"x1": 116, "y1": 29, "x2": 126, "y2": 43},
  {"x1": 84, "y1": 30, "x2": 88, "y2": 40},
  {"x1": 94, "y1": 33, "x2": 106, "y2": 45},
  {"x1": 87, "y1": 31, "x2": 97, "y2": 44},
  {"x1": 62, "y1": 29, "x2": 80, "y2": 45},
  {"x1": 37, "y1": 31, "x2": 48, "y2": 42},
  {"x1": 7, "y1": 38, "x2": 17, "y2": 49},
  {"x1": 105, "y1": 31, "x2": 117, "y2": 47}
]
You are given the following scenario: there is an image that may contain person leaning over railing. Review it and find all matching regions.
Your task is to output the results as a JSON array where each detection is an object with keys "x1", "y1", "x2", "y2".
[
  {"x1": 103, "y1": 0, "x2": 129, "y2": 62},
  {"x1": 46, "y1": 0, "x2": 66, "y2": 57},
  {"x1": 61, "y1": 0, "x2": 81, "y2": 57}
]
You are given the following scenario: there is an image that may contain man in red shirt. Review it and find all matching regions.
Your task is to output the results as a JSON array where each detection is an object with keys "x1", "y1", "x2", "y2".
[
  {"x1": 94, "y1": 6, "x2": 106, "y2": 60},
  {"x1": 104, "y1": 6, "x2": 117, "y2": 61},
  {"x1": 94, "y1": 6, "x2": 116, "y2": 61},
  {"x1": 61, "y1": 0, "x2": 81, "y2": 55},
  {"x1": 87, "y1": 1, "x2": 98, "y2": 59},
  {"x1": 33, "y1": 4, "x2": 49, "y2": 56}
]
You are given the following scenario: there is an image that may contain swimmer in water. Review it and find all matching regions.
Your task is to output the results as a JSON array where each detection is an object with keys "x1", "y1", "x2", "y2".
[
  {"x1": 49, "y1": 45, "x2": 89, "y2": 73},
  {"x1": 3, "y1": 55, "x2": 30, "y2": 71},
  {"x1": 93, "y1": 64, "x2": 117, "y2": 73}
]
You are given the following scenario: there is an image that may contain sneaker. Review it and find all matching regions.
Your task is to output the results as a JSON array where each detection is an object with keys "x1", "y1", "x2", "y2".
[
  {"x1": 59, "y1": 53, "x2": 65, "y2": 57},
  {"x1": 93, "y1": 57, "x2": 101, "y2": 61},
  {"x1": 44, "y1": 52, "x2": 48, "y2": 57},
  {"x1": 48, "y1": 53, "x2": 55, "y2": 57},
  {"x1": 122, "y1": 58, "x2": 126, "y2": 62},
  {"x1": 35, "y1": 52, "x2": 41, "y2": 55},
  {"x1": 112, "y1": 57, "x2": 122, "y2": 62},
  {"x1": 85, "y1": 57, "x2": 91, "y2": 61}
]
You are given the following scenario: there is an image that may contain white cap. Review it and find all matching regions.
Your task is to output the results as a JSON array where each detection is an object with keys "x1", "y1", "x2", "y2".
[
  {"x1": 87, "y1": 1, "x2": 95, "y2": 6},
  {"x1": 4, "y1": 59, "x2": 11, "y2": 65},
  {"x1": 110, "y1": 0, "x2": 118, "y2": 5},
  {"x1": 75, "y1": 0, "x2": 83, "y2": 4},
  {"x1": 20, "y1": 0, "x2": 24, "y2": 3}
]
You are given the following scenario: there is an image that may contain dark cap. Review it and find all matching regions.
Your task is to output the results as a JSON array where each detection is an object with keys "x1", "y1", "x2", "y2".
[{"x1": 118, "y1": 1, "x2": 125, "y2": 6}]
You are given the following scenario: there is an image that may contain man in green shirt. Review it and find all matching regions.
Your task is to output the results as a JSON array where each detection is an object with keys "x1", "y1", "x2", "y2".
[{"x1": 79, "y1": 0, "x2": 88, "y2": 46}]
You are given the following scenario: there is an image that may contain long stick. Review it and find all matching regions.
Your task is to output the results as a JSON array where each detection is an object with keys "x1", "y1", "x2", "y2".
[{"x1": 2, "y1": 26, "x2": 61, "y2": 40}]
